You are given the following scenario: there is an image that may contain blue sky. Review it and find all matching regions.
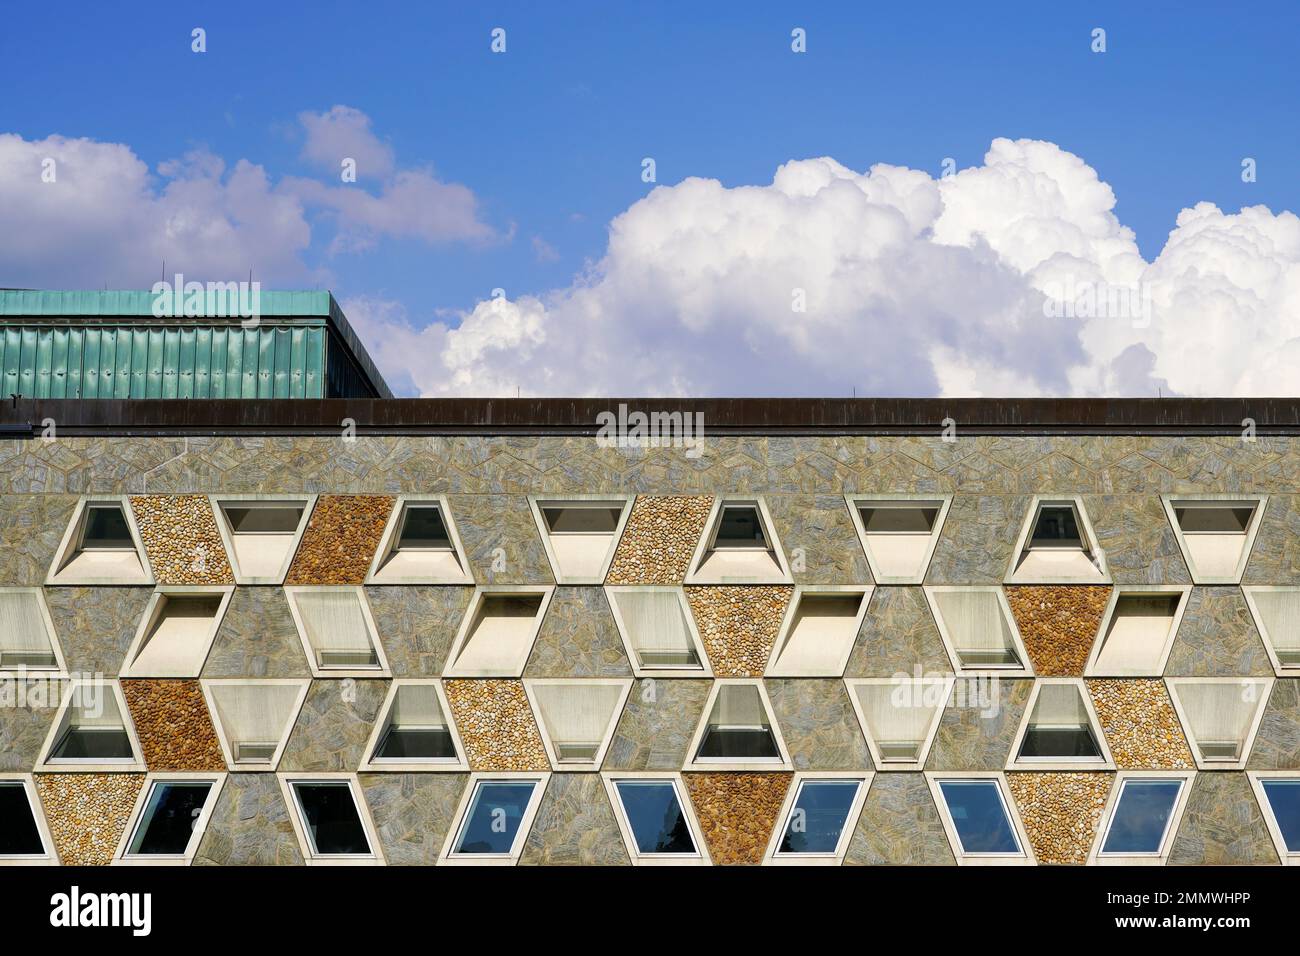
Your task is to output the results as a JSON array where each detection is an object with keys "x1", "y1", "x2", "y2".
[{"x1": 1, "y1": 2, "x2": 1297, "y2": 396}]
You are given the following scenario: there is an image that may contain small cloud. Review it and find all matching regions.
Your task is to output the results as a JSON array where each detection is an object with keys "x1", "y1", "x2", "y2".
[
  {"x1": 298, "y1": 105, "x2": 394, "y2": 180},
  {"x1": 531, "y1": 236, "x2": 560, "y2": 262}
]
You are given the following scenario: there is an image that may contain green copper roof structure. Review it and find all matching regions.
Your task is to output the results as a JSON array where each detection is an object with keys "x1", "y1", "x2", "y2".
[{"x1": 0, "y1": 290, "x2": 391, "y2": 399}]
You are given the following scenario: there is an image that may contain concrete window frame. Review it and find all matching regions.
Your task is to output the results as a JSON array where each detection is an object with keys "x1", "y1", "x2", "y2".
[
  {"x1": 0, "y1": 773, "x2": 58, "y2": 866},
  {"x1": 209, "y1": 494, "x2": 317, "y2": 586},
  {"x1": 365, "y1": 494, "x2": 474, "y2": 586},
  {"x1": 845, "y1": 675, "x2": 955, "y2": 772},
  {"x1": 120, "y1": 585, "x2": 235, "y2": 678},
  {"x1": 35, "y1": 677, "x2": 147, "y2": 773},
  {"x1": 684, "y1": 678, "x2": 793, "y2": 771},
  {"x1": 278, "y1": 772, "x2": 386, "y2": 866},
  {"x1": 438, "y1": 771, "x2": 549, "y2": 866},
  {"x1": 684, "y1": 496, "x2": 793, "y2": 585},
  {"x1": 1005, "y1": 677, "x2": 1116, "y2": 771},
  {"x1": 200, "y1": 678, "x2": 312, "y2": 772},
  {"x1": 765, "y1": 585, "x2": 874, "y2": 678},
  {"x1": 284, "y1": 585, "x2": 391, "y2": 679},
  {"x1": 45, "y1": 495, "x2": 154, "y2": 586},
  {"x1": 1248, "y1": 771, "x2": 1300, "y2": 866},
  {"x1": 762, "y1": 771, "x2": 873, "y2": 866},
  {"x1": 1004, "y1": 494, "x2": 1110, "y2": 584},
  {"x1": 924, "y1": 585, "x2": 1035, "y2": 677},
  {"x1": 1164, "y1": 676, "x2": 1274, "y2": 771},
  {"x1": 527, "y1": 494, "x2": 634, "y2": 585},
  {"x1": 1161, "y1": 494, "x2": 1267, "y2": 585},
  {"x1": 605, "y1": 585, "x2": 712, "y2": 678},
  {"x1": 1084, "y1": 585, "x2": 1192, "y2": 677},
  {"x1": 602, "y1": 771, "x2": 711, "y2": 867},
  {"x1": 926, "y1": 771, "x2": 1037, "y2": 866},
  {"x1": 1086, "y1": 770, "x2": 1195, "y2": 866},
  {"x1": 112, "y1": 771, "x2": 228, "y2": 866},
  {"x1": 442, "y1": 585, "x2": 555, "y2": 679},
  {"x1": 358, "y1": 679, "x2": 469, "y2": 772},
  {"x1": 522, "y1": 677, "x2": 633, "y2": 772},
  {"x1": 1241, "y1": 586, "x2": 1300, "y2": 678},
  {"x1": 844, "y1": 494, "x2": 952, "y2": 585},
  {"x1": 0, "y1": 587, "x2": 69, "y2": 678}
]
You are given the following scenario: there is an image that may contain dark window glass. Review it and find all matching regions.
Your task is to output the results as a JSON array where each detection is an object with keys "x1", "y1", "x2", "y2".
[
  {"x1": 1030, "y1": 506, "x2": 1081, "y2": 547},
  {"x1": 82, "y1": 505, "x2": 133, "y2": 549},
  {"x1": 293, "y1": 783, "x2": 371, "y2": 856},
  {"x1": 939, "y1": 780, "x2": 1020, "y2": 854},
  {"x1": 1262, "y1": 779, "x2": 1300, "y2": 852},
  {"x1": 1101, "y1": 780, "x2": 1182, "y2": 854},
  {"x1": 375, "y1": 726, "x2": 456, "y2": 760},
  {"x1": 225, "y1": 505, "x2": 302, "y2": 534},
  {"x1": 1019, "y1": 725, "x2": 1102, "y2": 758},
  {"x1": 698, "y1": 726, "x2": 780, "y2": 760},
  {"x1": 0, "y1": 783, "x2": 44, "y2": 856},
  {"x1": 778, "y1": 781, "x2": 860, "y2": 854},
  {"x1": 398, "y1": 507, "x2": 450, "y2": 549},
  {"x1": 51, "y1": 727, "x2": 133, "y2": 760},
  {"x1": 715, "y1": 507, "x2": 766, "y2": 546},
  {"x1": 454, "y1": 782, "x2": 536, "y2": 855},
  {"x1": 616, "y1": 781, "x2": 696, "y2": 854},
  {"x1": 128, "y1": 782, "x2": 211, "y2": 855}
]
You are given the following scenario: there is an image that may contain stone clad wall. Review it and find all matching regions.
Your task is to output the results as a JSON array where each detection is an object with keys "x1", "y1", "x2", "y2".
[{"x1": 1, "y1": 433, "x2": 1296, "y2": 866}]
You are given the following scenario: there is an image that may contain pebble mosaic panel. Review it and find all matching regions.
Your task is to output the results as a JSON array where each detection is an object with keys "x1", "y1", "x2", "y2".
[
  {"x1": 1005, "y1": 585, "x2": 1111, "y2": 676},
  {"x1": 285, "y1": 494, "x2": 394, "y2": 585},
  {"x1": 605, "y1": 495, "x2": 713, "y2": 585},
  {"x1": 684, "y1": 771, "x2": 792, "y2": 865},
  {"x1": 1006, "y1": 771, "x2": 1112, "y2": 865},
  {"x1": 1087, "y1": 678, "x2": 1195, "y2": 769},
  {"x1": 130, "y1": 494, "x2": 234, "y2": 585},
  {"x1": 443, "y1": 678, "x2": 550, "y2": 771},
  {"x1": 121, "y1": 678, "x2": 226, "y2": 772},
  {"x1": 685, "y1": 585, "x2": 792, "y2": 677},
  {"x1": 34, "y1": 772, "x2": 145, "y2": 865}
]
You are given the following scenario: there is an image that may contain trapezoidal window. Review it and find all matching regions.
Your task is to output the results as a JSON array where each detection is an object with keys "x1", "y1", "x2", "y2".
[
  {"x1": 202, "y1": 680, "x2": 309, "y2": 769},
  {"x1": 285, "y1": 587, "x2": 389, "y2": 677},
  {"x1": 119, "y1": 777, "x2": 221, "y2": 863},
  {"x1": 768, "y1": 776, "x2": 868, "y2": 863},
  {"x1": 847, "y1": 677, "x2": 954, "y2": 771},
  {"x1": 442, "y1": 775, "x2": 546, "y2": 864},
  {"x1": 1007, "y1": 497, "x2": 1106, "y2": 583},
  {"x1": 39, "y1": 681, "x2": 142, "y2": 770},
  {"x1": 931, "y1": 775, "x2": 1030, "y2": 863},
  {"x1": 767, "y1": 588, "x2": 871, "y2": 677},
  {"x1": 284, "y1": 777, "x2": 380, "y2": 862},
  {"x1": 530, "y1": 497, "x2": 631, "y2": 584},
  {"x1": 525, "y1": 679, "x2": 631, "y2": 770},
  {"x1": 1166, "y1": 678, "x2": 1273, "y2": 770},
  {"x1": 925, "y1": 587, "x2": 1031, "y2": 675},
  {"x1": 0, "y1": 779, "x2": 52, "y2": 861},
  {"x1": 848, "y1": 496, "x2": 951, "y2": 584},
  {"x1": 686, "y1": 498, "x2": 791, "y2": 584},
  {"x1": 212, "y1": 497, "x2": 313, "y2": 585},
  {"x1": 1251, "y1": 774, "x2": 1300, "y2": 862},
  {"x1": 362, "y1": 682, "x2": 465, "y2": 770},
  {"x1": 0, "y1": 588, "x2": 65, "y2": 673},
  {"x1": 605, "y1": 586, "x2": 709, "y2": 677},
  {"x1": 47, "y1": 498, "x2": 151, "y2": 585},
  {"x1": 1093, "y1": 774, "x2": 1191, "y2": 863},
  {"x1": 1008, "y1": 680, "x2": 1112, "y2": 769},
  {"x1": 689, "y1": 681, "x2": 789, "y2": 768},
  {"x1": 367, "y1": 497, "x2": 472, "y2": 585},
  {"x1": 1163, "y1": 496, "x2": 1266, "y2": 584},
  {"x1": 1243, "y1": 587, "x2": 1300, "y2": 676},
  {"x1": 122, "y1": 587, "x2": 233, "y2": 678},
  {"x1": 1087, "y1": 587, "x2": 1189, "y2": 676},
  {"x1": 443, "y1": 587, "x2": 553, "y2": 678},
  {"x1": 606, "y1": 776, "x2": 706, "y2": 864}
]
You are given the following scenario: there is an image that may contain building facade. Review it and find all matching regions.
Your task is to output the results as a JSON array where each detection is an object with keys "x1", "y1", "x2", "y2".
[{"x1": 0, "y1": 397, "x2": 1298, "y2": 866}]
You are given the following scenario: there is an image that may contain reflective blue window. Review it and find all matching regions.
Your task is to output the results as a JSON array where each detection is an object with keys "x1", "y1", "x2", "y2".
[
  {"x1": 777, "y1": 780, "x2": 861, "y2": 855},
  {"x1": 615, "y1": 781, "x2": 696, "y2": 855},
  {"x1": 1261, "y1": 779, "x2": 1300, "y2": 852},
  {"x1": 454, "y1": 781, "x2": 537, "y2": 855},
  {"x1": 1101, "y1": 779, "x2": 1182, "y2": 855},
  {"x1": 939, "y1": 780, "x2": 1020, "y2": 854}
]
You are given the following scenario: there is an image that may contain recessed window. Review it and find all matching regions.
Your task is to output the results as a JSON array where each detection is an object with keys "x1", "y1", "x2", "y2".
[
  {"x1": 606, "y1": 586, "x2": 709, "y2": 676},
  {"x1": 613, "y1": 780, "x2": 699, "y2": 858},
  {"x1": 934, "y1": 778, "x2": 1025, "y2": 859},
  {"x1": 362, "y1": 682, "x2": 465, "y2": 770},
  {"x1": 926, "y1": 587, "x2": 1031, "y2": 674},
  {"x1": 443, "y1": 587, "x2": 553, "y2": 678},
  {"x1": 1166, "y1": 678, "x2": 1273, "y2": 770},
  {"x1": 847, "y1": 677, "x2": 953, "y2": 771},
  {"x1": 446, "y1": 778, "x2": 542, "y2": 861},
  {"x1": 686, "y1": 498, "x2": 791, "y2": 584},
  {"x1": 848, "y1": 497, "x2": 951, "y2": 584},
  {"x1": 40, "y1": 681, "x2": 142, "y2": 769},
  {"x1": 1088, "y1": 588, "x2": 1188, "y2": 676},
  {"x1": 1010, "y1": 680, "x2": 1111, "y2": 768},
  {"x1": 690, "y1": 682, "x2": 788, "y2": 767},
  {"x1": 368, "y1": 497, "x2": 472, "y2": 584},
  {"x1": 1007, "y1": 497, "x2": 1106, "y2": 583},
  {"x1": 774, "y1": 779, "x2": 864, "y2": 858},
  {"x1": 1163, "y1": 496, "x2": 1266, "y2": 584},
  {"x1": 122, "y1": 587, "x2": 233, "y2": 678},
  {"x1": 530, "y1": 498, "x2": 631, "y2": 584},
  {"x1": 1257, "y1": 778, "x2": 1300, "y2": 855},
  {"x1": 1244, "y1": 587, "x2": 1300, "y2": 675},
  {"x1": 525, "y1": 679, "x2": 630, "y2": 769},
  {"x1": 212, "y1": 497, "x2": 313, "y2": 584},
  {"x1": 123, "y1": 780, "x2": 215, "y2": 859},
  {"x1": 0, "y1": 781, "x2": 47, "y2": 859},
  {"x1": 1100, "y1": 779, "x2": 1184, "y2": 856},
  {"x1": 285, "y1": 587, "x2": 388, "y2": 676},
  {"x1": 203, "y1": 680, "x2": 310, "y2": 770},
  {"x1": 766, "y1": 588, "x2": 871, "y2": 677},
  {"x1": 47, "y1": 497, "x2": 151, "y2": 585},
  {"x1": 0, "y1": 588, "x2": 64, "y2": 672},
  {"x1": 289, "y1": 780, "x2": 375, "y2": 859}
]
